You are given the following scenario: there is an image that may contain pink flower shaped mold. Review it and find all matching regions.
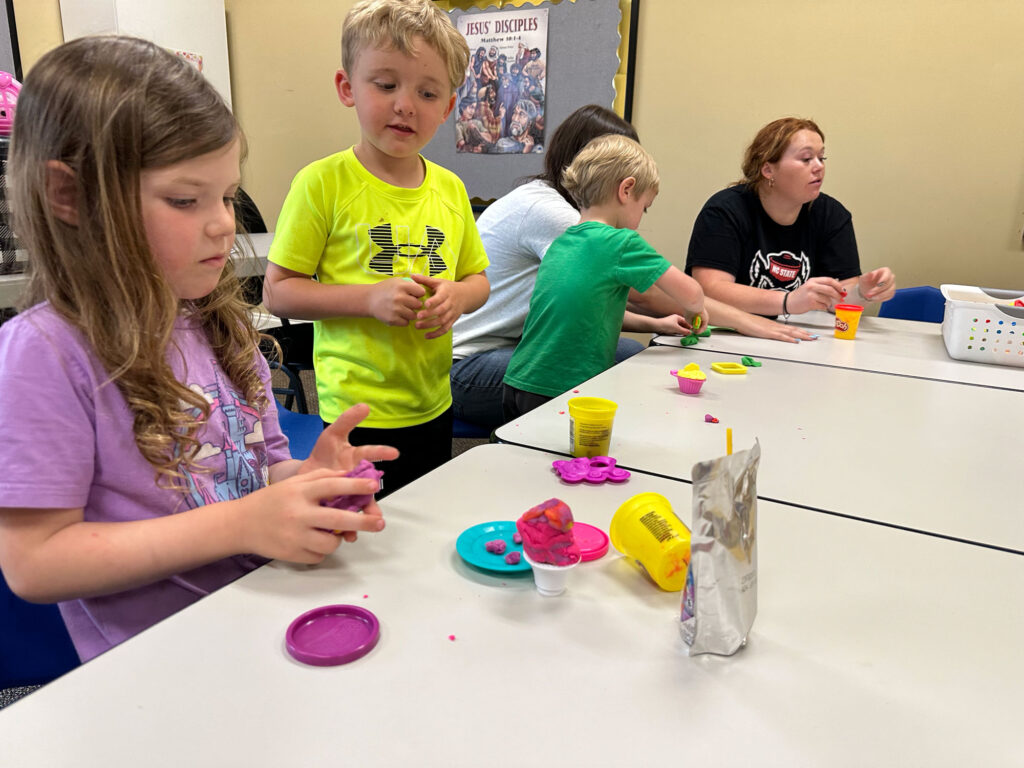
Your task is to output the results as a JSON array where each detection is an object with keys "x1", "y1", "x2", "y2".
[{"x1": 552, "y1": 456, "x2": 631, "y2": 484}]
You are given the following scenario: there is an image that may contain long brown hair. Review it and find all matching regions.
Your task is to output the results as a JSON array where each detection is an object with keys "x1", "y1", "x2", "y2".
[
  {"x1": 737, "y1": 117, "x2": 824, "y2": 190},
  {"x1": 10, "y1": 36, "x2": 269, "y2": 488},
  {"x1": 538, "y1": 104, "x2": 639, "y2": 209}
]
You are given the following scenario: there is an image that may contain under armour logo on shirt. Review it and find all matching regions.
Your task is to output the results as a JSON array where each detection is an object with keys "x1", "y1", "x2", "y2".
[{"x1": 367, "y1": 223, "x2": 448, "y2": 276}]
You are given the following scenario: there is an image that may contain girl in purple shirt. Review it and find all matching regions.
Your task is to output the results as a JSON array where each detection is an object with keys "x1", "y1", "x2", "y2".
[{"x1": 0, "y1": 37, "x2": 396, "y2": 662}]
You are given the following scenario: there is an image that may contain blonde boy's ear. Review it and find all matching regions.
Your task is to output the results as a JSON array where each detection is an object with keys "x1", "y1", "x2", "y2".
[
  {"x1": 617, "y1": 176, "x2": 636, "y2": 204},
  {"x1": 45, "y1": 161, "x2": 79, "y2": 226},
  {"x1": 335, "y1": 69, "x2": 355, "y2": 107},
  {"x1": 443, "y1": 93, "x2": 456, "y2": 121}
]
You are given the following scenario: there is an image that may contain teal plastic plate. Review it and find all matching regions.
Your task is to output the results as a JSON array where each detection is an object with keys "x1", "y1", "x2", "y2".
[{"x1": 455, "y1": 521, "x2": 529, "y2": 573}]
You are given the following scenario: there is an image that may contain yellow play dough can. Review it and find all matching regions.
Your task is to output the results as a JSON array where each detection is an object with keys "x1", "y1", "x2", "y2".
[
  {"x1": 609, "y1": 492, "x2": 691, "y2": 591},
  {"x1": 567, "y1": 396, "x2": 617, "y2": 457}
]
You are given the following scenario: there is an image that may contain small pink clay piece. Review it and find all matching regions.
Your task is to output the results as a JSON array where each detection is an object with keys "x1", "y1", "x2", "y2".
[
  {"x1": 704, "y1": 414, "x2": 719, "y2": 423},
  {"x1": 504, "y1": 551, "x2": 521, "y2": 565},
  {"x1": 485, "y1": 539, "x2": 507, "y2": 555},
  {"x1": 513, "y1": 532, "x2": 522, "y2": 544}
]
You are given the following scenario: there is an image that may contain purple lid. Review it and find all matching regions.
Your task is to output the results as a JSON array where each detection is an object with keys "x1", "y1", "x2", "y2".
[
  {"x1": 574, "y1": 522, "x2": 610, "y2": 562},
  {"x1": 286, "y1": 604, "x2": 380, "y2": 666}
]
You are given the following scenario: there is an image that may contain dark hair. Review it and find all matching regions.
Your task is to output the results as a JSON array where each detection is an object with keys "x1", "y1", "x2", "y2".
[{"x1": 537, "y1": 104, "x2": 638, "y2": 209}]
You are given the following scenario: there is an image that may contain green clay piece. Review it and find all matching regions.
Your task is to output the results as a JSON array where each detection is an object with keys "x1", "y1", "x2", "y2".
[
  {"x1": 740, "y1": 356, "x2": 762, "y2": 367},
  {"x1": 697, "y1": 328, "x2": 712, "y2": 338},
  {"x1": 680, "y1": 334, "x2": 700, "y2": 347}
]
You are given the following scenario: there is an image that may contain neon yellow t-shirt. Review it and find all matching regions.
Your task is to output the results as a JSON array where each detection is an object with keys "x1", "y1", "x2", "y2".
[{"x1": 269, "y1": 148, "x2": 489, "y2": 427}]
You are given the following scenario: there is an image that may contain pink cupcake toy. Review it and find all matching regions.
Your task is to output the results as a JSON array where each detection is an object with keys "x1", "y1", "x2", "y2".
[{"x1": 670, "y1": 363, "x2": 706, "y2": 395}]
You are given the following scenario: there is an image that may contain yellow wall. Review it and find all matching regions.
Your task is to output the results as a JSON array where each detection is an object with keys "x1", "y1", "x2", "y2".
[{"x1": 13, "y1": 0, "x2": 1024, "y2": 289}]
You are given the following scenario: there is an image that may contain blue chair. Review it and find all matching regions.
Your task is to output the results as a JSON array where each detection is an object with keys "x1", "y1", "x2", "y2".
[
  {"x1": 1, "y1": 570, "x2": 80, "y2": 688},
  {"x1": 877, "y1": 285, "x2": 945, "y2": 323},
  {"x1": 269, "y1": 360, "x2": 323, "y2": 461}
]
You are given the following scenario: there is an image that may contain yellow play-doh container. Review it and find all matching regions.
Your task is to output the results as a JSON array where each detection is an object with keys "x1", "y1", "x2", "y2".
[
  {"x1": 567, "y1": 396, "x2": 617, "y2": 457},
  {"x1": 609, "y1": 492, "x2": 691, "y2": 591},
  {"x1": 834, "y1": 304, "x2": 864, "y2": 340}
]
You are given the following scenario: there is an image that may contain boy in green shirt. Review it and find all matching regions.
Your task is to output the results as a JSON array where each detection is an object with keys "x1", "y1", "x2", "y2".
[
  {"x1": 265, "y1": 0, "x2": 490, "y2": 496},
  {"x1": 503, "y1": 134, "x2": 706, "y2": 419}
]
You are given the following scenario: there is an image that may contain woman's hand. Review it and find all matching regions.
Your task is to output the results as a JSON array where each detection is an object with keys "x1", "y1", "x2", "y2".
[
  {"x1": 737, "y1": 314, "x2": 818, "y2": 343},
  {"x1": 789, "y1": 277, "x2": 846, "y2": 314},
  {"x1": 858, "y1": 268, "x2": 896, "y2": 303}
]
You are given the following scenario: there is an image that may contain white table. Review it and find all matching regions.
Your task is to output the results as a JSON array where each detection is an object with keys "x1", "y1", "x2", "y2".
[
  {"x1": 0, "y1": 232, "x2": 274, "y2": 310},
  {"x1": 496, "y1": 346, "x2": 1024, "y2": 554},
  {"x1": 0, "y1": 444, "x2": 1020, "y2": 766},
  {"x1": 655, "y1": 311, "x2": 1024, "y2": 391}
]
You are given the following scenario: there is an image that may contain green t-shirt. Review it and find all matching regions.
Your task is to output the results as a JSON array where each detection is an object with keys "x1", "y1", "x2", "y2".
[
  {"x1": 504, "y1": 221, "x2": 670, "y2": 397},
  {"x1": 269, "y1": 148, "x2": 489, "y2": 427}
]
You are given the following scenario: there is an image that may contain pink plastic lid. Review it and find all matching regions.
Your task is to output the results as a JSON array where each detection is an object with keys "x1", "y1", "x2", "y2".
[
  {"x1": 574, "y1": 522, "x2": 610, "y2": 561},
  {"x1": 286, "y1": 604, "x2": 380, "y2": 666}
]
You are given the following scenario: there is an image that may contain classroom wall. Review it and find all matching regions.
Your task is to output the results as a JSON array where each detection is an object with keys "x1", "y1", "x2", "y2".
[{"x1": 12, "y1": 0, "x2": 1024, "y2": 291}]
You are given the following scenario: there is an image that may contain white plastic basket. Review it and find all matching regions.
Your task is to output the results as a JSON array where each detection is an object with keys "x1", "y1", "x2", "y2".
[{"x1": 940, "y1": 284, "x2": 1024, "y2": 367}]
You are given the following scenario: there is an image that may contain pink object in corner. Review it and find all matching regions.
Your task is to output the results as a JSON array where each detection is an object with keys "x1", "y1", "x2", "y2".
[
  {"x1": 516, "y1": 498, "x2": 581, "y2": 566},
  {"x1": 0, "y1": 72, "x2": 21, "y2": 136}
]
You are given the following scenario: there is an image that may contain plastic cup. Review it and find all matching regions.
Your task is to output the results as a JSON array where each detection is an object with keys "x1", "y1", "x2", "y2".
[
  {"x1": 608, "y1": 492, "x2": 691, "y2": 591},
  {"x1": 834, "y1": 304, "x2": 864, "y2": 340},
  {"x1": 567, "y1": 396, "x2": 618, "y2": 458},
  {"x1": 522, "y1": 550, "x2": 580, "y2": 596}
]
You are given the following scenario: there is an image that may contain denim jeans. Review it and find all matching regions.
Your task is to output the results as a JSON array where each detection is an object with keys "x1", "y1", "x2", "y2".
[{"x1": 450, "y1": 337, "x2": 645, "y2": 432}]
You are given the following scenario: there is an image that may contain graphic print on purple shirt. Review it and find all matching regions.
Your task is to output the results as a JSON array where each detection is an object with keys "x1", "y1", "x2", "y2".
[{"x1": 178, "y1": 365, "x2": 270, "y2": 509}]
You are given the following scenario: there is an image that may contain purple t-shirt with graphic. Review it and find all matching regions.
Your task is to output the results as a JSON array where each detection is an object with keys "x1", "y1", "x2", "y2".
[{"x1": 0, "y1": 304, "x2": 291, "y2": 662}]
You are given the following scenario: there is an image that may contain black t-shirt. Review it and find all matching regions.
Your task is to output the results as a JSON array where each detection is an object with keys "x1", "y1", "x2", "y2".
[{"x1": 685, "y1": 185, "x2": 861, "y2": 291}]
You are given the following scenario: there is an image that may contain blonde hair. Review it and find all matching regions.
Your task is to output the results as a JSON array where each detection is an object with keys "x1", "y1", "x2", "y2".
[
  {"x1": 342, "y1": 0, "x2": 469, "y2": 93},
  {"x1": 10, "y1": 36, "x2": 270, "y2": 489},
  {"x1": 561, "y1": 134, "x2": 660, "y2": 210},
  {"x1": 737, "y1": 117, "x2": 824, "y2": 189}
]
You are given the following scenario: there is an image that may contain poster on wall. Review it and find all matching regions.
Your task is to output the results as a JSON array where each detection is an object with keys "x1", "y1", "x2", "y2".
[{"x1": 454, "y1": 8, "x2": 548, "y2": 155}]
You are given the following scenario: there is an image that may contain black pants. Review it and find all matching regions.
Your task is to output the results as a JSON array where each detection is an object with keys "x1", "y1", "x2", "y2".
[
  {"x1": 502, "y1": 384, "x2": 552, "y2": 422},
  {"x1": 329, "y1": 407, "x2": 453, "y2": 499}
]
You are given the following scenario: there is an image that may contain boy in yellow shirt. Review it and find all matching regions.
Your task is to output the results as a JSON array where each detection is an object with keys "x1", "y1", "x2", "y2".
[{"x1": 265, "y1": 0, "x2": 490, "y2": 496}]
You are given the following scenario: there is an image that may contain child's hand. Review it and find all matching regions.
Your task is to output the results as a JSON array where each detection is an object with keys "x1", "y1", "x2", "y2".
[
  {"x1": 685, "y1": 307, "x2": 710, "y2": 336},
  {"x1": 300, "y1": 403, "x2": 398, "y2": 479},
  {"x1": 368, "y1": 277, "x2": 427, "y2": 326},
  {"x1": 299, "y1": 403, "x2": 398, "y2": 540},
  {"x1": 410, "y1": 274, "x2": 469, "y2": 339},
  {"x1": 237, "y1": 469, "x2": 386, "y2": 564},
  {"x1": 647, "y1": 314, "x2": 693, "y2": 336}
]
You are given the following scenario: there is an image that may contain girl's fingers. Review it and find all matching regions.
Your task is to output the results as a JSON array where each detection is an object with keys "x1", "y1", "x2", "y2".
[{"x1": 355, "y1": 444, "x2": 400, "y2": 463}]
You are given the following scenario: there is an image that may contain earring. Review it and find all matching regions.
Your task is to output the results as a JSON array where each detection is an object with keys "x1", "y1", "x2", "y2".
[{"x1": 768, "y1": 177, "x2": 775, "y2": 188}]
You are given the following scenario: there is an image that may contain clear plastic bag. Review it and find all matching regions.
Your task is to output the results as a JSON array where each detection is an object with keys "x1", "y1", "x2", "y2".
[{"x1": 680, "y1": 440, "x2": 760, "y2": 656}]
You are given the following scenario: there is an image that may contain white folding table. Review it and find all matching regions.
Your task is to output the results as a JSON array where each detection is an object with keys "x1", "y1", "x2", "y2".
[
  {"x1": 0, "y1": 444, "x2": 1019, "y2": 766},
  {"x1": 496, "y1": 346, "x2": 1024, "y2": 554},
  {"x1": 654, "y1": 311, "x2": 1024, "y2": 391}
]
